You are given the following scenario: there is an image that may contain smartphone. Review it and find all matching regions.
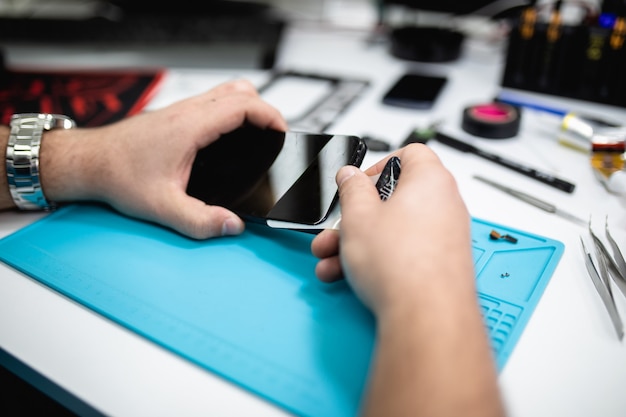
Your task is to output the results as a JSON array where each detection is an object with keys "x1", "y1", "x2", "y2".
[
  {"x1": 382, "y1": 73, "x2": 448, "y2": 109},
  {"x1": 186, "y1": 124, "x2": 367, "y2": 227}
]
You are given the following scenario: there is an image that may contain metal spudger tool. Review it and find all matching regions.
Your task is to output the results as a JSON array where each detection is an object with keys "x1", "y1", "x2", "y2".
[{"x1": 473, "y1": 175, "x2": 587, "y2": 226}]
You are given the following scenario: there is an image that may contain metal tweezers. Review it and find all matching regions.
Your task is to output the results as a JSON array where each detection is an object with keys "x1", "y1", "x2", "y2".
[{"x1": 580, "y1": 217, "x2": 626, "y2": 341}]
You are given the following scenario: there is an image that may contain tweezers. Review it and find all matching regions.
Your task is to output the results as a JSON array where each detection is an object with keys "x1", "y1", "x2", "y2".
[{"x1": 580, "y1": 218, "x2": 626, "y2": 340}]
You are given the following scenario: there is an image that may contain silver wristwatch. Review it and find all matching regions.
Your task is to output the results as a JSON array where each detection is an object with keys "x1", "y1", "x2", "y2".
[{"x1": 6, "y1": 113, "x2": 76, "y2": 210}]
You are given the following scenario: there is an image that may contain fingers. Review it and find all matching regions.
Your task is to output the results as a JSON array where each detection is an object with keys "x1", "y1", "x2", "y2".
[
  {"x1": 195, "y1": 79, "x2": 260, "y2": 103},
  {"x1": 310, "y1": 166, "x2": 380, "y2": 282},
  {"x1": 311, "y1": 144, "x2": 446, "y2": 283},
  {"x1": 151, "y1": 190, "x2": 246, "y2": 240},
  {"x1": 212, "y1": 79, "x2": 287, "y2": 131},
  {"x1": 199, "y1": 79, "x2": 287, "y2": 131},
  {"x1": 334, "y1": 165, "x2": 380, "y2": 231},
  {"x1": 363, "y1": 151, "x2": 401, "y2": 176},
  {"x1": 211, "y1": 79, "x2": 258, "y2": 97},
  {"x1": 311, "y1": 220, "x2": 344, "y2": 282},
  {"x1": 363, "y1": 143, "x2": 438, "y2": 177},
  {"x1": 311, "y1": 165, "x2": 381, "y2": 282},
  {"x1": 314, "y1": 257, "x2": 344, "y2": 283},
  {"x1": 178, "y1": 88, "x2": 286, "y2": 150},
  {"x1": 311, "y1": 229, "x2": 340, "y2": 258},
  {"x1": 395, "y1": 143, "x2": 444, "y2": 177}
]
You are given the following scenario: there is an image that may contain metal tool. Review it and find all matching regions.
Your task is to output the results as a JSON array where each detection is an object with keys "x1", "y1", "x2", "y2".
[
  {"x1": 473, "y1": 175, "x2": 587, "y2": 226},
  {"x1": 580, "y1": 238, "x2": 624, "y2": 340},
  {"x1": 588, "y1": 218, "x2": 626, "y2": 300},
  {"x1": 580, "y1": 218, "x2": 626, "y2": 341},
  {"x1": 606, "y1": 219, "x2": 626, "y2": 281}
]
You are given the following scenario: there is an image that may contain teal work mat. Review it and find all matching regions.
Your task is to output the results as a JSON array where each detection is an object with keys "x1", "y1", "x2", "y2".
[{"x1": 0, "y1": 204, "x2": 564, "y2": 416}]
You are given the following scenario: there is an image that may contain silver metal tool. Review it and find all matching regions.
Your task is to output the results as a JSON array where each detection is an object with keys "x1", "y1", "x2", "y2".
[
  {"x1": 580, "y1": 238, "x2": 624, "y2": 341},
  {"x1": 473, "y1": 175, "x2": 587, "y2": 226},
  {"x1": 605, "y1": 218, "x2": 626, "y2": 283},
  {"x1": 580, "y1": 218, "x2": 626, "y2": 341},
  {"x1": 588, "y1": 218, "x2": 626, "y2": 300}
]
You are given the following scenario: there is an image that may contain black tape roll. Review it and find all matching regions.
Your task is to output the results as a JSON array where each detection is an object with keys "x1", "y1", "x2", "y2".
[{"x1": 462, "y1": 102, "x2": 521, "y2": 139}]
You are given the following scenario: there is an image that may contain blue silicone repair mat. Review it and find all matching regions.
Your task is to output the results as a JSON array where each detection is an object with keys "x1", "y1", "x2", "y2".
[{"x1": 0, "y1": 204, "x2": 563, "y2": 417}]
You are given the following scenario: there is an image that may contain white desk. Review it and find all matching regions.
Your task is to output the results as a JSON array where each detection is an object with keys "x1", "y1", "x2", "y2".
[{"x1": 1, "y1": 23, "x2": 626, "y2": 417}]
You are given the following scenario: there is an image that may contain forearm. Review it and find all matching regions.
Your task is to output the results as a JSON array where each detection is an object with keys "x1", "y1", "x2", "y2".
[{"x1": 362, "y1": 277, "x2": 505, "y2": 417}]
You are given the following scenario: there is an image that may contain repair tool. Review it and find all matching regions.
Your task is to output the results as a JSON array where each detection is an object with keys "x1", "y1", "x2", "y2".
[
  {"x1": 588, "y1": 218, "x2": 626, "y2": 300},
  {"x1": 437, "y1": 131, "x2": 576, "y2": 193},
  {"x1": 473, "y1": 175, "x2": 586, "y2": 226},
  {"x1": 375, "y1": 156, "x2": 401, "y2": 201},
  {"x1": 606, "y1": 219, "x2": 626, "y2": 281},
  {"x1": 581, "y1": 218, "x2": 626, "y2": 341},
  {"x1": 580, "y1": 238, "x2": 624, "y2": 340}
]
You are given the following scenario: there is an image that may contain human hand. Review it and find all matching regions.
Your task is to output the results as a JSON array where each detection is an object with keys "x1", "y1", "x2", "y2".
[
  {"x1": 311, "y1": 143, "x2": 475, "y2": 316},
  {"x1": 41, "y1": 79, "x2": 287, "y2": 239}
]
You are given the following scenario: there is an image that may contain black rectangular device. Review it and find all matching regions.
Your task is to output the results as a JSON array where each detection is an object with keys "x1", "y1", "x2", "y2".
[
  {"x1": 382, "y1": 73, "x2": 448, "y2": 109},
  {"x1": 187, "y1": 125, "x2": 367, "y2": 226}
]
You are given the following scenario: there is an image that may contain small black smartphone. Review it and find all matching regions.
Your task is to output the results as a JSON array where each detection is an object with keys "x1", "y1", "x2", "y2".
[
  {"x1": 382, "y1": 73, "x2": 448, "y2": 109},
  {"x1": 186, "y1": 124, "x2": 367, "y2": 227}
]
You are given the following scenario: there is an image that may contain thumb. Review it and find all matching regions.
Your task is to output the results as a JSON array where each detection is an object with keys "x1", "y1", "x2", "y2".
[
  {"x1": 156, "y1": 191, "x2": 245, "y2": 239},
  {"x1": 336, "y1": 165, "x2": 380, "y2": 229}
]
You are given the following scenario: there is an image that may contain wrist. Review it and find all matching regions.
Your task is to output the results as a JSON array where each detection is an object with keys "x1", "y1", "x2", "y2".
[
  {"x1": 375, "y1": 256, "x2": 478, "y2": 324},
  {"x1": 39, "y1": 127, "x2": 105, "y2": 204}
]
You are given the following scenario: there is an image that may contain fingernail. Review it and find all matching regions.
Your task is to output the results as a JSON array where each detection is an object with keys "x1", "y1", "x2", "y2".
[
  {"x1": 222, "y1": 217, "x2": 244, "y2": 236},
  {"x1": 336, "y1": 166, "x2": 358, "y2": 187}
]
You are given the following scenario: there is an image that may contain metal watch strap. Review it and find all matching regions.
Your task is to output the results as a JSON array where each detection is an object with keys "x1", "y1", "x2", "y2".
[{"x1": 6, "y1": 113, "x2": 76, "y2": 210}]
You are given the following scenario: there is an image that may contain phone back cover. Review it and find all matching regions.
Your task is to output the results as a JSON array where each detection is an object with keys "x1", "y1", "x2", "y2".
[{"x1": 0, "y1": 204, "x2": 564, "y2": 417}]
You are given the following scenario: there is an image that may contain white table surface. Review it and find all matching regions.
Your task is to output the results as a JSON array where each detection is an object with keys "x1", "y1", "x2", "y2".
[{"x1": 1, "y1": 22, "x2": 625, "y2": 417}]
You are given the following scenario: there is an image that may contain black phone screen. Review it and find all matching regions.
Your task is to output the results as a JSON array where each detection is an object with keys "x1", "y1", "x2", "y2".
[
  {"x1": 382, "y1": 73, "x2": 448, "y2": 109},
  {"x1": 186, "y1": 125, "x2": 367, "y2": 225}
]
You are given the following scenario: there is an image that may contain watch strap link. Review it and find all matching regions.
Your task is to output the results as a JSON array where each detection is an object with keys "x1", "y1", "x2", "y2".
[{"x1": 6, "y1": 113, "x2": 75, "y2": 210}]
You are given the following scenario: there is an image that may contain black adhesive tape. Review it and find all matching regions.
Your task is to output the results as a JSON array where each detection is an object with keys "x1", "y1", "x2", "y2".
[{"x1": 461, "y1": 102, "x2": 521, "y2": 139}]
